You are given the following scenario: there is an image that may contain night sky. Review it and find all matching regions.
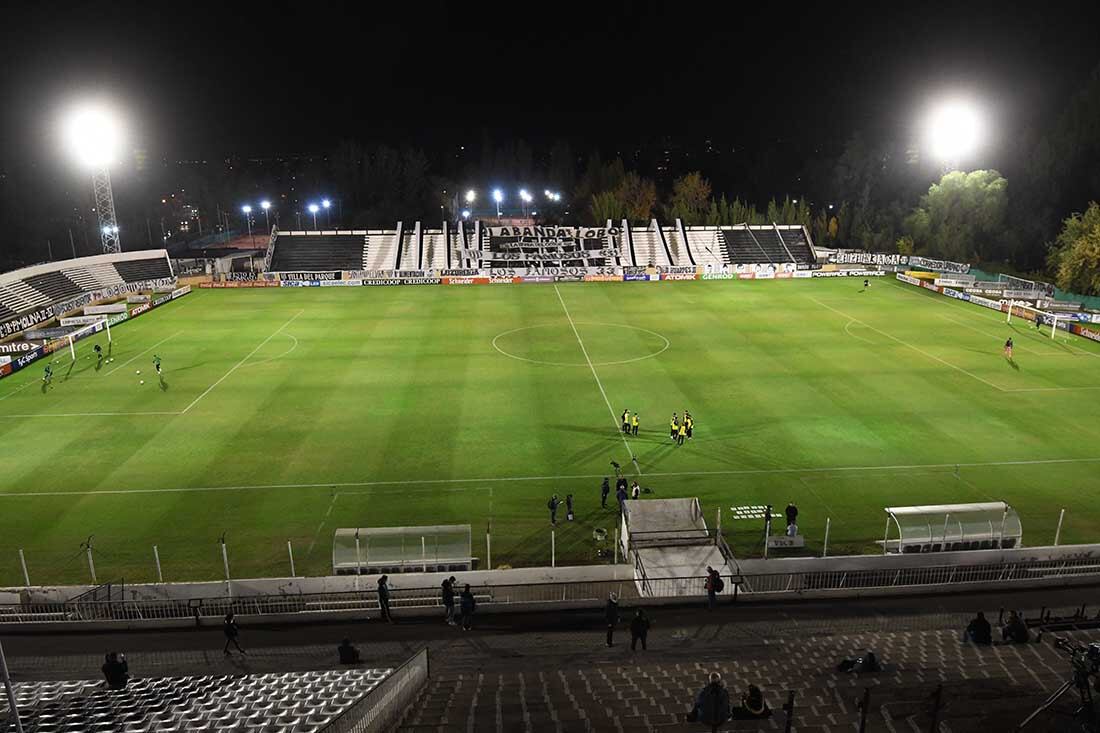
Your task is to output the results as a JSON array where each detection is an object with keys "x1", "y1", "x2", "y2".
[{"x1": 1, "y1": 1, "x2": 1099, "y2": 170}]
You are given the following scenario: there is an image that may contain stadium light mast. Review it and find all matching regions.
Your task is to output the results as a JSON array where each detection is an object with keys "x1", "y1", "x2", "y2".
[
  {"x1": 308, "y1": 203, "x2": 320, "y2": 229},
  {"x1": 242, "y1": 205, "x2": 253, "y2": 246},
  {"x1": 63, "y1": 102, "x2": 124, "y2": 254},
  {"x1": 260, "y1": 200, "x2": 272, "y2": 232},
  {"x1": 492, "y1": 189, "x2": 503, "y2": 218},
  {"x1": 322, "y1": 198, "x2": 332, "y2": 227},
  {"x1": 924, "y1": 97, "x2": 983, "y2": 172}
]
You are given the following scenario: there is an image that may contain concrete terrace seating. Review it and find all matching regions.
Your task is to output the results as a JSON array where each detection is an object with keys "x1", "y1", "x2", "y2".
[
  {"x1": 776, "y1": 227, "x2": 814, "y2": 264},
  {"x1": 397, "y1": 232, "x2": 419, "y2": 270},
  {"x1": 61, "y1": 263, "x2": 126, "y2": 291},
  {"x1": 364, "y1": 231, "x2": 400, "y2": 271},
  {"x1": 423, "y1": 231, "x2": 448, "y2": 270},
  {"x1": 22, "y1": 271, "x2": 85, "y2": 303},
  {"x1": 684, "y1": 228, "x2": 728, "y2": 269},
  {"x1": 1, "y1": 668, "x2": 392, "y2": 733},
  {"x1": 0, "y1": 281, "x2": 51, "y2": 314},
  {"x1": 661, "y1": 228, "x2": 690, "y2": 267},
  {"x1": 112, "y1": 258, "x2": 173, "y2": 284},
  {"x1": 269, "y1": 234, "x2": 366, "y2": 272},
  {"x1": 719, "y1": 228, "x2": 787, "y2": 264},
  {"x1": 630, "y1": 227, "x2": 670, "y2": 268}
]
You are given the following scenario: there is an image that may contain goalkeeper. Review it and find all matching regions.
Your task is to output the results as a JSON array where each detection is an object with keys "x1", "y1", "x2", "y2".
[{"x1": 153, "y1": 354, "x2": 162, "y2": 375}]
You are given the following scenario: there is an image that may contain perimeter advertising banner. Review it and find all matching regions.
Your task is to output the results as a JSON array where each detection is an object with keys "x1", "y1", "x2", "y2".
[{"x1": 0, "y1": 277, "x2": 176, "y2": 339}]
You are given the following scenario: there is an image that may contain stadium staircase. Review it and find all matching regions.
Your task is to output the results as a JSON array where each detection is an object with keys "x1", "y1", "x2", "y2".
[
  {"x1": 1, "y1": 668, "x2": 392, "y2": 733},
  {"x1": 396, "y1": 223, "x2": 421, "y2": 270},
  {"x1": 659, "y1": 226, "x2": 689, "y2": 266},
  {"x1": 424, "y1": 228, "x2": 448, "y2": 270},
  {"x1": 268, "y1": 233, "x2": 366, "y2": 272}
]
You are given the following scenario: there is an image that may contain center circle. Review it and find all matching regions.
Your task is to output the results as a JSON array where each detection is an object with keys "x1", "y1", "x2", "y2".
[{"x1": 491, "y1": 322, "x2": 670, "y2": 367}]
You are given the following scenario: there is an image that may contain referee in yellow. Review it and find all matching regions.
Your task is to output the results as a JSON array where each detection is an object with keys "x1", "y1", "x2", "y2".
[{"x1": 631, "y1": 412, "x2": 640, "y2": 436}]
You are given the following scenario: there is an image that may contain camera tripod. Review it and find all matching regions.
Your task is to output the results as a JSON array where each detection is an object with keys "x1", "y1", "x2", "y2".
[{"x1": 1017, "y1": 667, "x2": 1097, "y2": 732}]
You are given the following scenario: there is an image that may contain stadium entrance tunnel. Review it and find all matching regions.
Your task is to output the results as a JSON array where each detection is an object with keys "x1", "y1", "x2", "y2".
[{"x1": 491, "y1": 322, "x2": 670, "y2": 367}]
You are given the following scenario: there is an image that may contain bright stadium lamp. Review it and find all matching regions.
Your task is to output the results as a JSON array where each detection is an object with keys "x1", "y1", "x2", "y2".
[
  {"x1": 322, "y1": 199, "x2": 331, "y2": 209},
  {"x1": 492, "y1": 188, "x2": 503, "y2": 217},
  {"x1": 465, "y1": 189, "x2": 476, "y2": 204},
  {"x1": 260, "y1": 200, "x2": 272, "y2": 232},
  {"x1": 62, "y1": 101, "x2": 125, "y2": 253},
  {"x1": 461, "y1": 209, "x2": 471, "y2": 219},
  {"x1": 260, "y1": 200, "x2": 271, "y2": 210},
  {"x1": 308, "y1": 203, "x2": 320, "y2": 229},
  {"x1": 242, "y1": 204, "x2": 252, "y2": 214},
  {"x1": 241, "y1": 206, "x2": 254, "y2": 245},
  {"x1": 925, "y1": 98, "x2": 983, "y2": 167}
]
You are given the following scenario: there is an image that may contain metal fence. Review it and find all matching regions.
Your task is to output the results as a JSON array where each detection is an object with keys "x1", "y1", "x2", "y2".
[
  {"x1": 3, "y1": 555, "x2": 1100, "y2": 625},
  {"x1": 320, "y1": 649, "x2": 429, "y2": 733}
]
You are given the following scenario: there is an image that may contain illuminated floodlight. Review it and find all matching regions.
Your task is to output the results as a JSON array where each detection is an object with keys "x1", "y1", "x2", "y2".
[
  {"x1": 519, "y1": 189, "x2": 532, "y2": 203},
  {"x1": 465, "y1": 189, "x2": 476, "y2": 203},
  {"x1": 308, "y1": 204, "x2": 319, "y2": 214},
  {"x1": 461, "y1": 209, "x2": 471, "y2": 219},
  {"x1": 242, "y1": 204, "x2": 252, "y2": 214},
  {"x1": 261, "y1": 200, "x2": 271, "y2": 210},
  {"x1": 531, "y1": 211, "x2": 538, "y2": 216},
  {"x1": 492, "y1": 189, "x2": 503, "y2": 203},
  {"x1": 322, "y1": 199, "x2": 331, "y2": 209},
  {"x1": 544, "y1": 189, "x2": 551, "y2": 197},
  {"x1": 925, "y1": 98, "x2": 983, "y2": 164},
  {"x1": 63, "y1": 102, "x2": 123, "y2": 169}
]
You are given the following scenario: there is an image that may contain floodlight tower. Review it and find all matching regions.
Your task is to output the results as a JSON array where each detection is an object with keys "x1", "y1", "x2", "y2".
[
  {"x1": 924, "y1": 98, "x2": 983, "y2": 173},
  {"x1": 64, "y1": 103, "x2": 124, "y2": 254}
]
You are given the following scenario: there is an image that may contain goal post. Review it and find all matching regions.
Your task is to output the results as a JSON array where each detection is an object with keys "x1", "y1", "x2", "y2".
[
  {"x1": 1005, "y1": 300, "x2": 1059, "y2": 339},
  {"x1": 47, "y1": 319, "x2": 110, "y2": 361}
]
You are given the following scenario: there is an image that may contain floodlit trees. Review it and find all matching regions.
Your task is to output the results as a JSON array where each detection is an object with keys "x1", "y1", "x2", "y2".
[
  {"x1": 904, "y1": 170, "x2": 1009, "y2": 263},
  {"x1": 1048, "y1": 202, "x2": 1100, "y2": 296}
]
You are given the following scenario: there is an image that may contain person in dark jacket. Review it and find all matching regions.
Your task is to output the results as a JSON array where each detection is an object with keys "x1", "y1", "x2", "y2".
[
  {"x1": 337, "y1": 638, "x2": 361, "y2": 665},
  {"x1": 785, "y1": 502, "x2": 798, "y2": 528},
  {"x1": 704, "y1": 566, "x2": 719, "y2": 610},
  {"x1": 687, "y1": 672, "x2": 731, "y2": 731},
  {"x1": 223, "y1": 613, "x2": 245, "y2": 656},
  {"x1": 731, "y1": 684, "x2": 771, "y2": 719},
  {"x1": 101, "y1": 652, "x2": 129, "y2": 690},
  {"x1": 459, "y1": 584, "x2": 476, "y2": 631},
  {"x1": 566, "y1": 494, "x2": 575, "y2": 521},
  {"x1": 377, "y1": 575, "x2": 393, "y2": 623},
  {"x1": 605, "y1": 593, "x2": 620, "y2": 647},
  {"x1": 548, "y1": 495, "x2": 560, "y2": 525},
  {"x1": 442, "y1": 576, "x2": 456, "y2": 625},
  {"x1": 1002, "y1": 611, "x2": 1030, "y2": 644},
  {"x1": 630, "y1": 609, "x2": 650, "y2": 651},
  {"x1": 616, "y1": 485, "x2": 628, "y2": 515},
  {"x1": 601, "y1": 477, "x2": 610, "y2": 508},
  {"x1": 966, "y1": 611, "x2": 992, "y2": 645}
]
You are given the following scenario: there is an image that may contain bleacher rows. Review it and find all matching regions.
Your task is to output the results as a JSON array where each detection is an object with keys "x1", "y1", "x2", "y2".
[
  {"x1": 268, "y1": 225, "x2": 816, "y2": 273},
  {"x1": 1, "y1": 668, "x2": 390, "y2": 733},
  {"x1": 0, "y1": 257, "x2": 173, "y2": 322}
]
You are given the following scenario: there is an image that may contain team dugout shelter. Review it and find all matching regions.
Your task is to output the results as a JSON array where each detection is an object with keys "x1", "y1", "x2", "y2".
[{"x1": 882, "y1": 501, "x2": 1022, "y2": 554}]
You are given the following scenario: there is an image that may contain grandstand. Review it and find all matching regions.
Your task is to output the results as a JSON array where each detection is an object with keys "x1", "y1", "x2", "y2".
[
  {"x1": 267, "y1": 233, "x2": 367, "y2": 272},
  {"x1": 0, "y1": 251, "x2": 173, "y2": 331},
  {"x1": 626, "y1": 220, "x2": 671, "y2": 267},
  {"x1": 717, "y1": 225, "x2": 815, "y2": 265}
]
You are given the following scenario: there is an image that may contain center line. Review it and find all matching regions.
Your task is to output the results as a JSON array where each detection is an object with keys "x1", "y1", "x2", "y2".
[
  {"x1": 181, "y1": 310, "x2": 304, "y2": 414},
  {"x1": 553, "y1": 285, "x2": 639, "y2": 471}
]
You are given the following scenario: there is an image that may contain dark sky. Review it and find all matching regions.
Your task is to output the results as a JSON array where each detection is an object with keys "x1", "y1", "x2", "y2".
[{"x1": 2, "y1": 0, "x2": 1099, "y2": 165}]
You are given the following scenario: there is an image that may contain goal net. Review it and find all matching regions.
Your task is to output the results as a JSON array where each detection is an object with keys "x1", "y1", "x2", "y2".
[
  {"x1": 45, "y1": 319, "x2": 112, "y2": 361},
  {"x1": 1005, "y1": 300, "x2": 1060, "y2": 339},
  {"x1": 332, "y1": 524, "x2": 473, "y2": 574}
]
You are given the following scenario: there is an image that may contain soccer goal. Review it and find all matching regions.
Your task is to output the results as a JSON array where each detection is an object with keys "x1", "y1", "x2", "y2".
[
  {"x1": 1005, "y1": 300, "x2": 1061, "y2": 339},
  {"x1": 45, "y1": 319, "x2": 112, "y2": 361}
]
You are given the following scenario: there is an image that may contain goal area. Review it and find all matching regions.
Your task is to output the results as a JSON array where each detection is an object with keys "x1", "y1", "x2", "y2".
[
  {"x1": 332, "y1": 524, "x2": 473, "y2": 575},
  {"x1": 1005, "y1": 300, "x2": 1061, "y2": 339},
  {"x1": 45, "y1": 319, "x2": 113, "y2": 360}
]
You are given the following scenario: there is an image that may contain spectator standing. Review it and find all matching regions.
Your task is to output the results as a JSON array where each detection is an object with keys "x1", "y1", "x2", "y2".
[
  {"x1": 616, "y1": 484, "x2": 628, "y2": 515},
  {"x1": 566, "y1": 494, "x2": 575, "y2": 521},
  {"x1": 785, "y1": 502, "x2": 798, "y2": 529},
  {"x1": 459, "y1": 584, "x2": 476, "y2": 631},
  {"x1": 377, "y1": 575, "x2": 393, "y2": 623},
  {"x1": 704, "y1": 566, "x2": 719, "y2": 610},
  {"x1": 687, "y1": 672, "x2": 731, "y2": 731},
  {"x1": 605, "y1": 593, "x2": 620, "y2": 647},
  {"x1": 101, "y1": 652, "x2": 129, "y2": 690},
  {"x1": 631, "y1": 481, "x2": 640, "y2": 500},
  {"x1": 732, "y1": 684, "x2": 770, "y2": 719},
  {"x1": 630, "y1": 609, "x2": 650, "y2": 651},
  {"x1": 442, "y1": 576, "x2": 456, "y2": 625},
  {"x1": 223, "y1": 613, "x2": 245, "y2": 656},
  {"x1": 601, "y1": 477, "x2": 610, "y2": 509},
  {"x1": 965, "y1": 611, "x2": 992, "y2": 645},
  {"x1": 337, "y1": 638, "x2": 361, "y2": 664},
  {"x1": 548, "y1": 494, "x2": 560, "y2": 525}
]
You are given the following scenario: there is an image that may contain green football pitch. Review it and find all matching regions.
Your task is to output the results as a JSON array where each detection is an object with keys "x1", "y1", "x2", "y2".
[{"x1": 1, "y1": 278, "x2": 1099, "y2": 586}]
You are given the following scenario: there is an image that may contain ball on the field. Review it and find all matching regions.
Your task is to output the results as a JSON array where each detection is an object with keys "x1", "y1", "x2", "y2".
[
  {"x1": 140, "y1": 380, "x2": 144, "y2": 385},
  {"x1": 136, "y1": 370, "x2": 141, "y2": 374}
]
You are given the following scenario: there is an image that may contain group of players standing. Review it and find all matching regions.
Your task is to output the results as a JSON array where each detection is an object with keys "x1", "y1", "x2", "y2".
[{"x1": 618, "y1": 409, "x2": 695, "y2": 445}]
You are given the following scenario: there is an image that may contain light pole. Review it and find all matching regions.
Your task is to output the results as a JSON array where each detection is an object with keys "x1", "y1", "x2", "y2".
[
  {"x1": 308, "y1": 203, "x2": 319, "y2": 230},
  {"x1": 242, "y1": 205, "x2": 253, "y2": 246},
  {"x1": 64, "y1": 102, "x2": 124, "y2": 254},
  {"x1": 260, "y1": 200, "x2": 271, "y2": 232},
  {"x1": 322, "y1": 198, "x2": 332, "y2": 228},
  {"x1": 519, "y1": 189, "x2": 532, "y2": 218},
  {"x1": 925, "y1": 98, "x2": 983, "y2": 173},
  {"x1": 493, "y1": 189, "x2": 503, "y2": 218}
]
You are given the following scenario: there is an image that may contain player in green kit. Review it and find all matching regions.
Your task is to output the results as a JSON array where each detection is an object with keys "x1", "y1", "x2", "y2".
[
  {"x1": 42, "y1": 364, "x2": 53, "y2": 385},
  {"x1": 153, "y1": 354, "x2": 162, "y2": 375}
]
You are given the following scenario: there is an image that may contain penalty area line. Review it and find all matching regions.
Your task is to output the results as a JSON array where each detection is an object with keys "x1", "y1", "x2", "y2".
[{"x1": 2, "y1": 456, "x2": 1098, "y2": 498}]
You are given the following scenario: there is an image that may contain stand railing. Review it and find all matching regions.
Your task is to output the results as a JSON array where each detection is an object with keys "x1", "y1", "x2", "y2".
[{"x1": 320, "y1": 649, "x2": 429, "y2": 733}]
